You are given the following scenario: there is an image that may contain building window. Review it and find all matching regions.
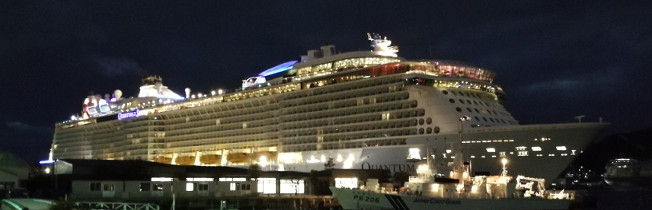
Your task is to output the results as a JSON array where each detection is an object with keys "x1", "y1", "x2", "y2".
[
  {"x1": 139, "y1": 183, "x2": 150, "y2": 191},
  {"x1": 334, "y1": 178, "x2": 358, "y2": 189},
  {"x1": 90, "y1": 183, "x2": 101, "y2": 192},
  {"x1": 280, "y1": 179, "x2": 305, "y2": 194},
  {"x1": 103, "y1": 184, "x2": 115, "y2": 191},
  {"x1": 186, "y1": 183, "x2": 195, "y2": 191},
  {"x1": 153, "y1": 184, "x2": 164, "y2": 191}
]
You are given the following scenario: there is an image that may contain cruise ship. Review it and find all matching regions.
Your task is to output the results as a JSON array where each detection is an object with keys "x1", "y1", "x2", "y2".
[{"x1": 50, "y1": 34, "x2": 607, "y2": 182}]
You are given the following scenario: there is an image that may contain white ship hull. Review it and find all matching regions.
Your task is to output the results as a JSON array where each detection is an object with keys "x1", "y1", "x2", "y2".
[
  {"x1": 331, "y1": 187, "x2": 571, "y2": 210},
  {"x1": 279, "y1": 122, "x2": 606, "y2": 182}
]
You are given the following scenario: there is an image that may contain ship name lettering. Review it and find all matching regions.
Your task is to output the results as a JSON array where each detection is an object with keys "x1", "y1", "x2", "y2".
[{"x1": 361, "y1": 162, "x2": 414, "y2": 173}]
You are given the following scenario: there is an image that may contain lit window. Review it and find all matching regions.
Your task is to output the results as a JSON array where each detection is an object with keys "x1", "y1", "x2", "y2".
[
  {"x1": 555, "y1": 146, "x2": 567, "y2": 151},
  {"x1": 335, "y1": 178, "x2": 358, "y2": 189},
  {"x1": 516, "y1": 146, "x2": 526, "y2": 151},
  {"x1": 186, "y1": 183, "x2": 195, "y2": 191},
  {"x1": 486, "y1": 148, "x2": 496, "y2": 153},
  {"x1": 531, "y1": 147, "x2": 542, "y2": 151}
]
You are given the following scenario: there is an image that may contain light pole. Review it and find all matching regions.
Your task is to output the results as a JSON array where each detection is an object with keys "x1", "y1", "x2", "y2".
[
  {"x1": 501, "y1": 158, "x2": 508, "y2": 176},
  {"x1": 458, "y1": 115, "x2": 470, "y2": 142}
]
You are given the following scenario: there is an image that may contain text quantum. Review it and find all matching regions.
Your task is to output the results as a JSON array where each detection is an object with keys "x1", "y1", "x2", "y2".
[{"x1": 118, "y1": 110, "x2": 142, "y2": 120}]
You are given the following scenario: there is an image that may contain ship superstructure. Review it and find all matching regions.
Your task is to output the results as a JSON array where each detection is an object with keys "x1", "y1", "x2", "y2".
[{"x1": 50, "y1": 34, "x2": 607, "y2": 182}]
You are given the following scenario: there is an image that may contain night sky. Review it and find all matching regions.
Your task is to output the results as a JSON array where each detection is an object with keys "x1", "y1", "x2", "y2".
[{"x1": 1, "y1": 1, "x2": 651, "y2": 163}]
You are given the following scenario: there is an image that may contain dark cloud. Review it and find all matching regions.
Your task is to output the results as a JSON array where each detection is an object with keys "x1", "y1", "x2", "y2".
[{"x1": 92, "y1": 56, "x2": 146, "y2": 78}]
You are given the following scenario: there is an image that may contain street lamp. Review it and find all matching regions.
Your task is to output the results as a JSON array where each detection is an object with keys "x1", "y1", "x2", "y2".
[
  {"x1": 458, "y1": 115, "x2": 470, "y2": 142},
  {"x1": 501, "y1": 158, "x2": 508, "y2": 176}
]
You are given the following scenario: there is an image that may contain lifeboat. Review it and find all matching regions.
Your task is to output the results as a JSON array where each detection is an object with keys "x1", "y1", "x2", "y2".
[
  {"x1": 175, "y1": 156, "x2": 195, "y2": 165},
  {"x1": 200, "y1": 154, "x2": 222, "y2": 164},
  {"x1": 153, "y1": 156, "x2": 172, "y2": 164},
  {"x1": 228, "y1": 153, "x2": 250, "y2": 163}
]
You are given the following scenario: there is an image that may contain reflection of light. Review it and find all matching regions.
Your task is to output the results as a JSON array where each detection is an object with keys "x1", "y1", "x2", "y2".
[
  {"x1": 259, "y1": 155, "x2": 268, "y2": 167},
  {"x1": 186, "y1": 177, "x2": 214, "y2": 181},
  {"x1": 44, "y1": 167, "x2": 51, "y2": 174},
  {"x1": 556, "y1": 146, "x2": 567, "y2": 151},
  {"x1": 408, "y1": 148, "x2": 421, "y2": 159},
  {"x1": 446, "y1": 149, "x2": 452, "y2": 153},
  {"x1": 431, "y1": 184, "x2": 439, "y2": 192},
  {"x1": 321, "y1": 155, "x2": 326, "y2": 163},
  {"x1": 531, "y1": 147, "x2": 542, "y2": 151},
  {"x1": 486, "y1": 148, "x2": 495, "y2": 153},
  {"x1": 151, "y1": 177, "x2": 174, "y2": 182},
  {"x1": 343, "y1": 160, "x2": 353, "y2": 169},
  {"x1": 456, "y1": 184, "x2": 464, "y2": 192},
  {"x1": 501, "y1": 158, "x2": 508, "y2": 165},
  {"x1": 307, "y1": 155, "x2": 320, "y2": 163},
  {"x1": 471, "y1": 185, "x2": 478, "y2": 193},
  {"x1": 336, "y1": 154, "x2": 343, "y2": 162},
  {"x1": 463, "y1": 172, "x2": 469, "y2": 179}
]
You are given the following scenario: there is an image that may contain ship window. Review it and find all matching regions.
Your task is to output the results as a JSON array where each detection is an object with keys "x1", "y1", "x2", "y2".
[
  {"x1": 419, "y1": 118, "x2": 424, "y2": 125},
  {"x1": 459, "y1": 99, "x2": 465, "y2": 104},
  {"x1": 434, "y1": 127, "x2": 440, "y2": 133},
  {"x1": 419, "y1": 128, "x2": 424, "y2": 134},
  {"x1": 456, "y1": 107, "x2": 462, "y2": 112},
  {"x1": 426, "y1": 118, "x2": 432, "y2": 124},
  {"x1": 442, "y1": 90, "x2": 448, "y2": 94},
  {"x1": 426, "y1": 127, "x2": 432, "y2": 134},
  {"x1": 449, "y1": 99, "x2": 455, "y2": 103}
]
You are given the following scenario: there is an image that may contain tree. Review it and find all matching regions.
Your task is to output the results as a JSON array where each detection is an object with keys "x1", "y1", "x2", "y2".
[
  {"x1": 248, "y1": 164, "x2": 261, "y2": 181},
  {"x1": 392, "y1": 172, "x2": 410, "y2": 187},
  {"x1": 324, "y1": 158, "x2": 335, "y2": 169}
]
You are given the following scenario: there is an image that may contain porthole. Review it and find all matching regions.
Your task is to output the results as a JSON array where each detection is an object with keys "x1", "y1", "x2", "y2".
[
  {"x1": 434, "y1": 127, "x2": 440, "y2": 133},
  {"x1": 467, "y1": 108, "x2": 472, "y2": 112},
  {"x1": 456, "y1": 107, "x2": 462, "y2": 112},
  {"x1": 449, "y1": 99, "x2": 455, "y2": 103},
  {"x1": 426, "y1": 127, "x2": 432, "y2": 134},
  {"x1": 459, "y1": 99, "x2": 465, "y2": 104},
  {"x1": 419, "y1": 128, "x2": 425, "y2": 134},
  {"x1": 419, "y1": 118, "x2": 425, "y2": 125},
  {"x1": 442, "y1": 90, "x2": 449, "y2": 95},
  {"x1": 426, "y1": 117, "x2": 432, "y2": 124}
]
